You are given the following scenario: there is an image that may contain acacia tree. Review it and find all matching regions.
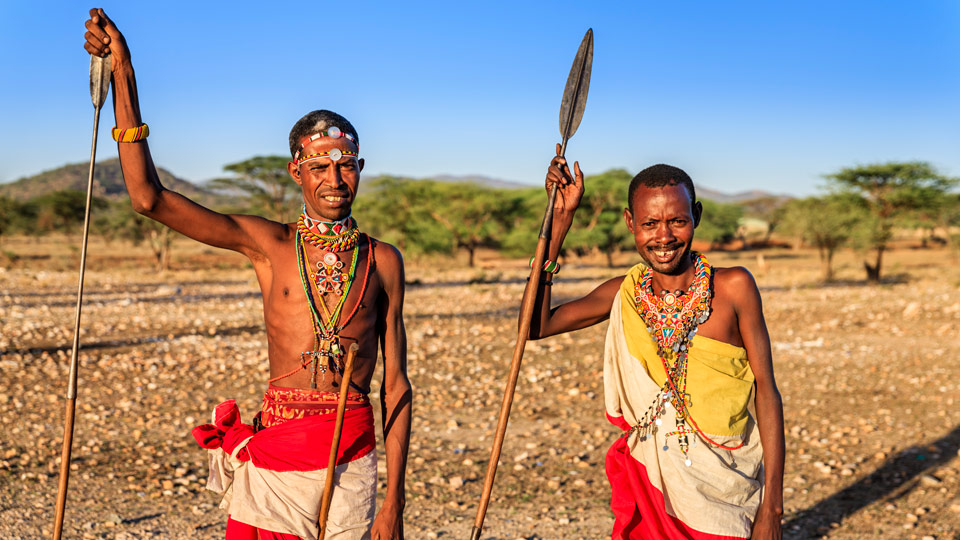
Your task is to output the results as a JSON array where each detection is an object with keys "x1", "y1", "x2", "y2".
[
  {"x1": 0, "y1": 196, "x2": 19, "y2": 247},
  {"x1": 209, "y1": 156, "x2": 297, "y2": 222},
  {"x1": 96, "y1": 201, "x2": 176, "y2": 271},
  {"x1": 562, "y1": 169, "x2": 634, "y2": 267},
  {"x1": 696, "y1": 199, "x2": 744, "y2": 250},
  {"x1": 779, "y1": 194, "x2": 866, "y2": 281},
  {"x1": 428, "y1": 183, "x2": 525, "y2": 267},
  {"x1": 354, "y1": 177, "x2": 453, "y2": 256},
  {"x1": 739, "y1": 195, "x2": 789, "y2": 245},
  {"x1": 826, "y1": 162, "x2": 955, "y2": 281}
]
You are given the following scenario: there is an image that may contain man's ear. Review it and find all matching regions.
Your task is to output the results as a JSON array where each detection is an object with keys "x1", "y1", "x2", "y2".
[
  {"x1": 623, "y1": 207, "x2": 634, "y2": 234},
  {"x1": 358, "y1": 157, "x2": 365, "y2": 173},
  {"x1": 287, "y1": 161, "x2": 302, "y2": 186},
  {"x1": 692, "y1": 200, "x2": 703, "y2": 228}
]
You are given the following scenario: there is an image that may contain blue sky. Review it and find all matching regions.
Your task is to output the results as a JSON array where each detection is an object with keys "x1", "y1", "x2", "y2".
[{"x1": 1, "y1": 1, "x2": 958, "y2": 196}]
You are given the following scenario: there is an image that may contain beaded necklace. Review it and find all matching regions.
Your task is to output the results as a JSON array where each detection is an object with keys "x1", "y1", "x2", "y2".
[
  {"x1": 624, "y1": 251, "x2": 744, "y2": 466},
  {"x1": 267, "y1": 226, "x2": 372, "y2": 388}
]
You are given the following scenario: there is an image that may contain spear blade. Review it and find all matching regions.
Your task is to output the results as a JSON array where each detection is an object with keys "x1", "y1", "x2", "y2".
[
  {"x1": 89, "y1": 54, "x2": 112, "y2": 109},
  {"x1": 558, "y1": 28, "x2": 593, "y2": 154}
]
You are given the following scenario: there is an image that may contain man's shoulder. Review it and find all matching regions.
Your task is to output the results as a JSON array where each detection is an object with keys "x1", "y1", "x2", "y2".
[
  {"x1": 367, "y1": 235, "x2": 403, "y2": 264},
  {"x1": 366, "y1": 236, "x2": 404, "y2": 283},
  {"x1": 237, "y1": 213, "x2": 292, "y2": 239},
  {"x1": 712, "y1": 265, "x2": 758, "y2": 295}
]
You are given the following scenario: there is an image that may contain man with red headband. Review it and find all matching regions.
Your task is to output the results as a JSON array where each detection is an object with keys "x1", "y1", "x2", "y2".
[
  {"x1": 84, "y1": 9, "x2": 410, "y2": 540},
  {"x1": 525, "y1": 149, "x2": 785, "y2": 539}
]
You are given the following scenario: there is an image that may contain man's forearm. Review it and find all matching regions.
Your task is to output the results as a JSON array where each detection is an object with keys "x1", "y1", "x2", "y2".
[
  {"x1": 547, "y1": 210, "x2": 574, "y2": 261},
  {"x1": 111, "y1": 61, "x2": 142, "y2": 128},
  {"x1": 755, "y1": 382, "x2": 785, "y2": 512},
  {"x1": 109, "y1": 64, "x2": 165, "y2": 213},
  {"x1": 527, "y1": 210, "x2": 574, "y2": 339},
  {"x1": 381, "y1": 383, "x2": 411, "y2": 510}
]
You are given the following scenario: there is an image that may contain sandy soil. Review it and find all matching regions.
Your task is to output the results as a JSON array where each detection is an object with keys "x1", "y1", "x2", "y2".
[{"x1": 1, "y1": 237, "x2": 959, "y2": 539}]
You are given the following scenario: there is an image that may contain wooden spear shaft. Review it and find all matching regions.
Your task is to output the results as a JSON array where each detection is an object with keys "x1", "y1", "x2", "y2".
[
  {"x1": 52, "y1": 53, "x2": 112, "y2": 540},
  {"x1": 469, "y1": 187, "x2": 559, "y2": 540},
  {"x1": 470, "y1": 28, "x2": 591, "y2": 539},
  {"x1": 317, "y1": 343, "x2": 360, "y2": 540}
]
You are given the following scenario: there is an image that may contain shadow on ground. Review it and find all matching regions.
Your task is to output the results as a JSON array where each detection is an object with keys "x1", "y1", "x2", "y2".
[{"x1": 784, "y1": 424, "x2": 960, "y2": 539}]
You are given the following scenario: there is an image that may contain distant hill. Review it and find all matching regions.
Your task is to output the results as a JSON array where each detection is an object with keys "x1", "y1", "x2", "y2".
[
  {"x1": 1, "y1": 161, "x2": 792, "y2": 210},
  {"x1": 0, "y1": 159, "x2": 234, "y2": 208},
  {"x1": 697, "y1": 186, "x2": 793, "y2": 204},
  {"x1": 430, "y1": 173, "x2": 793, "y2": 204},
  {"x1": 430, "y1": 174, "x2": 530, "y2": 190}
]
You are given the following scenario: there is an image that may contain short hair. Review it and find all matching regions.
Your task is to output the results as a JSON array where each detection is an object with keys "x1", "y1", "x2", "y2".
[
  {"x1": 627, "y1": 164, "x2": 696, "y2": 212},
  {"x1": 288, "y1": 110, "x2": 360, "y2": 159}
]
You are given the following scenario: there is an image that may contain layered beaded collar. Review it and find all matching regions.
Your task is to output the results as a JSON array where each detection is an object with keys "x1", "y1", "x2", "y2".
[{"x1": 297, "y1": 210, "x2": 360, "y2": 252}]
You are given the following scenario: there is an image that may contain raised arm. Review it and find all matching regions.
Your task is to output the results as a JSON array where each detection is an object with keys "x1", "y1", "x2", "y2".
[
  {"x1": 372, "y1": 243, "x2": 411, "y2": 539},
  {"x1": 527, "y1": 145, "x2": 620, "y2": 339},
  {"x1": 727, "y1": 268, "x2": 784, "y2": 540},
  {"x1": 83, "y1": 9, "x2": 278, "y2": 258}
]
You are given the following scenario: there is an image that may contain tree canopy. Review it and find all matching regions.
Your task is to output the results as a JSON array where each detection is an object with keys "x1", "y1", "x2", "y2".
[
  {"x1": 209, "y1": 156, "x2": 298, "y2": 222},
  {"x1": 825, "y1": 161, "x2": 956, "y2": 280},
  {"x1": 780, "y1": 194, "x2": 867, "y2": 281}
]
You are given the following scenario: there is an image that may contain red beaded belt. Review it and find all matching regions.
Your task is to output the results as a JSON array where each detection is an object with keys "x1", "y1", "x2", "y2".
[{"x1": 258, "y1": 384, "x2": 370, "y2": 429}]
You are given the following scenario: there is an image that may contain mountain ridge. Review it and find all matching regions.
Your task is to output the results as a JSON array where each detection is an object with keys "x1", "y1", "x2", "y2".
[{"x1": 1, "y1": 161, "x2": 790, "y2": 205}]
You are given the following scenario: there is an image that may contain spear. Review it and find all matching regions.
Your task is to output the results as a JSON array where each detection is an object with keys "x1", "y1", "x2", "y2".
[
  {"x1": 51, "y1": 52, "x2": 112, "y2": 540},
  {"x1": 469, "y1": 29, "x2": 593, "y2": 540},
  {"x1": 317, "y1": 343, "x2": 360, "y2": 540}
]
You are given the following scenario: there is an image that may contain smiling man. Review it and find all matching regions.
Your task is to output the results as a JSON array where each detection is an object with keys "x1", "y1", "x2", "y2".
[
  {"x1": 524, "y1": 149, "x2": 785, "y2": 539},
  {"x1": 84, "y1": 9, "x2": 410, "y2": 540}
]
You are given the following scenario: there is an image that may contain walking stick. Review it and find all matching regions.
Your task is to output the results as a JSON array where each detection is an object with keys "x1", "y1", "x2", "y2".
[
  {"x1": 317, "y1": 343, "x2": 360, "y2": 540},
  {"x1": 469, "y1": 29, "x2": 593, "y2": 540},
  {"x1": 51, "y1": 53, "x2": 112, "y2": 540}
]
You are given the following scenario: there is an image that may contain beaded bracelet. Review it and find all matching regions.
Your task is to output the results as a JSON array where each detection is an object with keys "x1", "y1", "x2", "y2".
[
  {"x1": 529, "y1": 256, "x2": 561, "y2": 274},
  {"x1": 112, "y1": 124, "x2": 150, "y2": 143}
]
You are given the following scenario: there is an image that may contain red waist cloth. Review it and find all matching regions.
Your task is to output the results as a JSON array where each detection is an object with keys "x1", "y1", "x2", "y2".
[
  {"x1": 605, "y1": 415, "x2": 747, "y2": 540},
  {"x1": 192, "y1": 397, "x2": 375, "y2": 472}
]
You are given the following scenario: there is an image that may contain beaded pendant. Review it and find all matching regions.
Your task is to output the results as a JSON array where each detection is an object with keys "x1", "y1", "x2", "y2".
[
  {"x1": 625, "y1": 252, "x2": 712, "y2": 467},
  {"x1": 314, "y1": 252, "x2": 349, "y2": 296}
]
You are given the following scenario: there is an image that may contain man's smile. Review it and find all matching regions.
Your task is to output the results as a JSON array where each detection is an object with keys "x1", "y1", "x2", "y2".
[{"x1": 647, "y1": 242, "x2": 683, "y2": 263}]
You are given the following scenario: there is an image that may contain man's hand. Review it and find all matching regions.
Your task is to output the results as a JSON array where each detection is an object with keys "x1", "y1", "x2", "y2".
[
  {"x1": 83, "y1": 8, "x2": 131, "y2": 74},
  {"x1": 545, "y1": 142, "x2": 584, "y2": 219},
  {"x1": 750, "y1": 501, "x2": 783, "y2": 539},
  {"x1": 370, "y1": 503, "x2": 404, "y2": 540}
]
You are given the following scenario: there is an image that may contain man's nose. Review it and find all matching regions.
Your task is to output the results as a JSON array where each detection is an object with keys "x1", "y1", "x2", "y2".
[
  {"x1": 325, "y1": 166, "x2": 344, "y2": 188},
  {"x1": 655, "y1": 223, "x2": 676, "y2": 244}
]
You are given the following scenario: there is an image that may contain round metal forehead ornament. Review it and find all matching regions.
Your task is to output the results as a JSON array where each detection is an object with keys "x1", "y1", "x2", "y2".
[
  {"x1": 328, "y1": 148, "x2": 343, "y2": 162},
  {"x1": 327, "y1": 126, "x2": 342, "y2": 138}
]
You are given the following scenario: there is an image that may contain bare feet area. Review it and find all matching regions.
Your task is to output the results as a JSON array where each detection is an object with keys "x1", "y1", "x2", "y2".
[{"x1": 1, "y1": 237, "x2": 959, "y2": 539}]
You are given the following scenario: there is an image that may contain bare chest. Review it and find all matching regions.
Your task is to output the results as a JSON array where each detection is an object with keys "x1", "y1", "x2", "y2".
[
  {"x1": 263, "y1": 236, "x2": 381, "y2": 341},
  {"x1": 697, "y1": 290, "x2": 743, "y2": 348}
]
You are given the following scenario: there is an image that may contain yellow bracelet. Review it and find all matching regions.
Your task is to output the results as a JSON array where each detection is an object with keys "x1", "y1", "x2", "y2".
[{"x1": 112, "y1": 124, "x2": 150, "y2": 143}]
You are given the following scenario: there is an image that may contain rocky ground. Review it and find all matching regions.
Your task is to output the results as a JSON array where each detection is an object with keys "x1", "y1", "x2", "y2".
[{"x1": 1, "y1": 237, "x2": 959, "y2": 539}]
